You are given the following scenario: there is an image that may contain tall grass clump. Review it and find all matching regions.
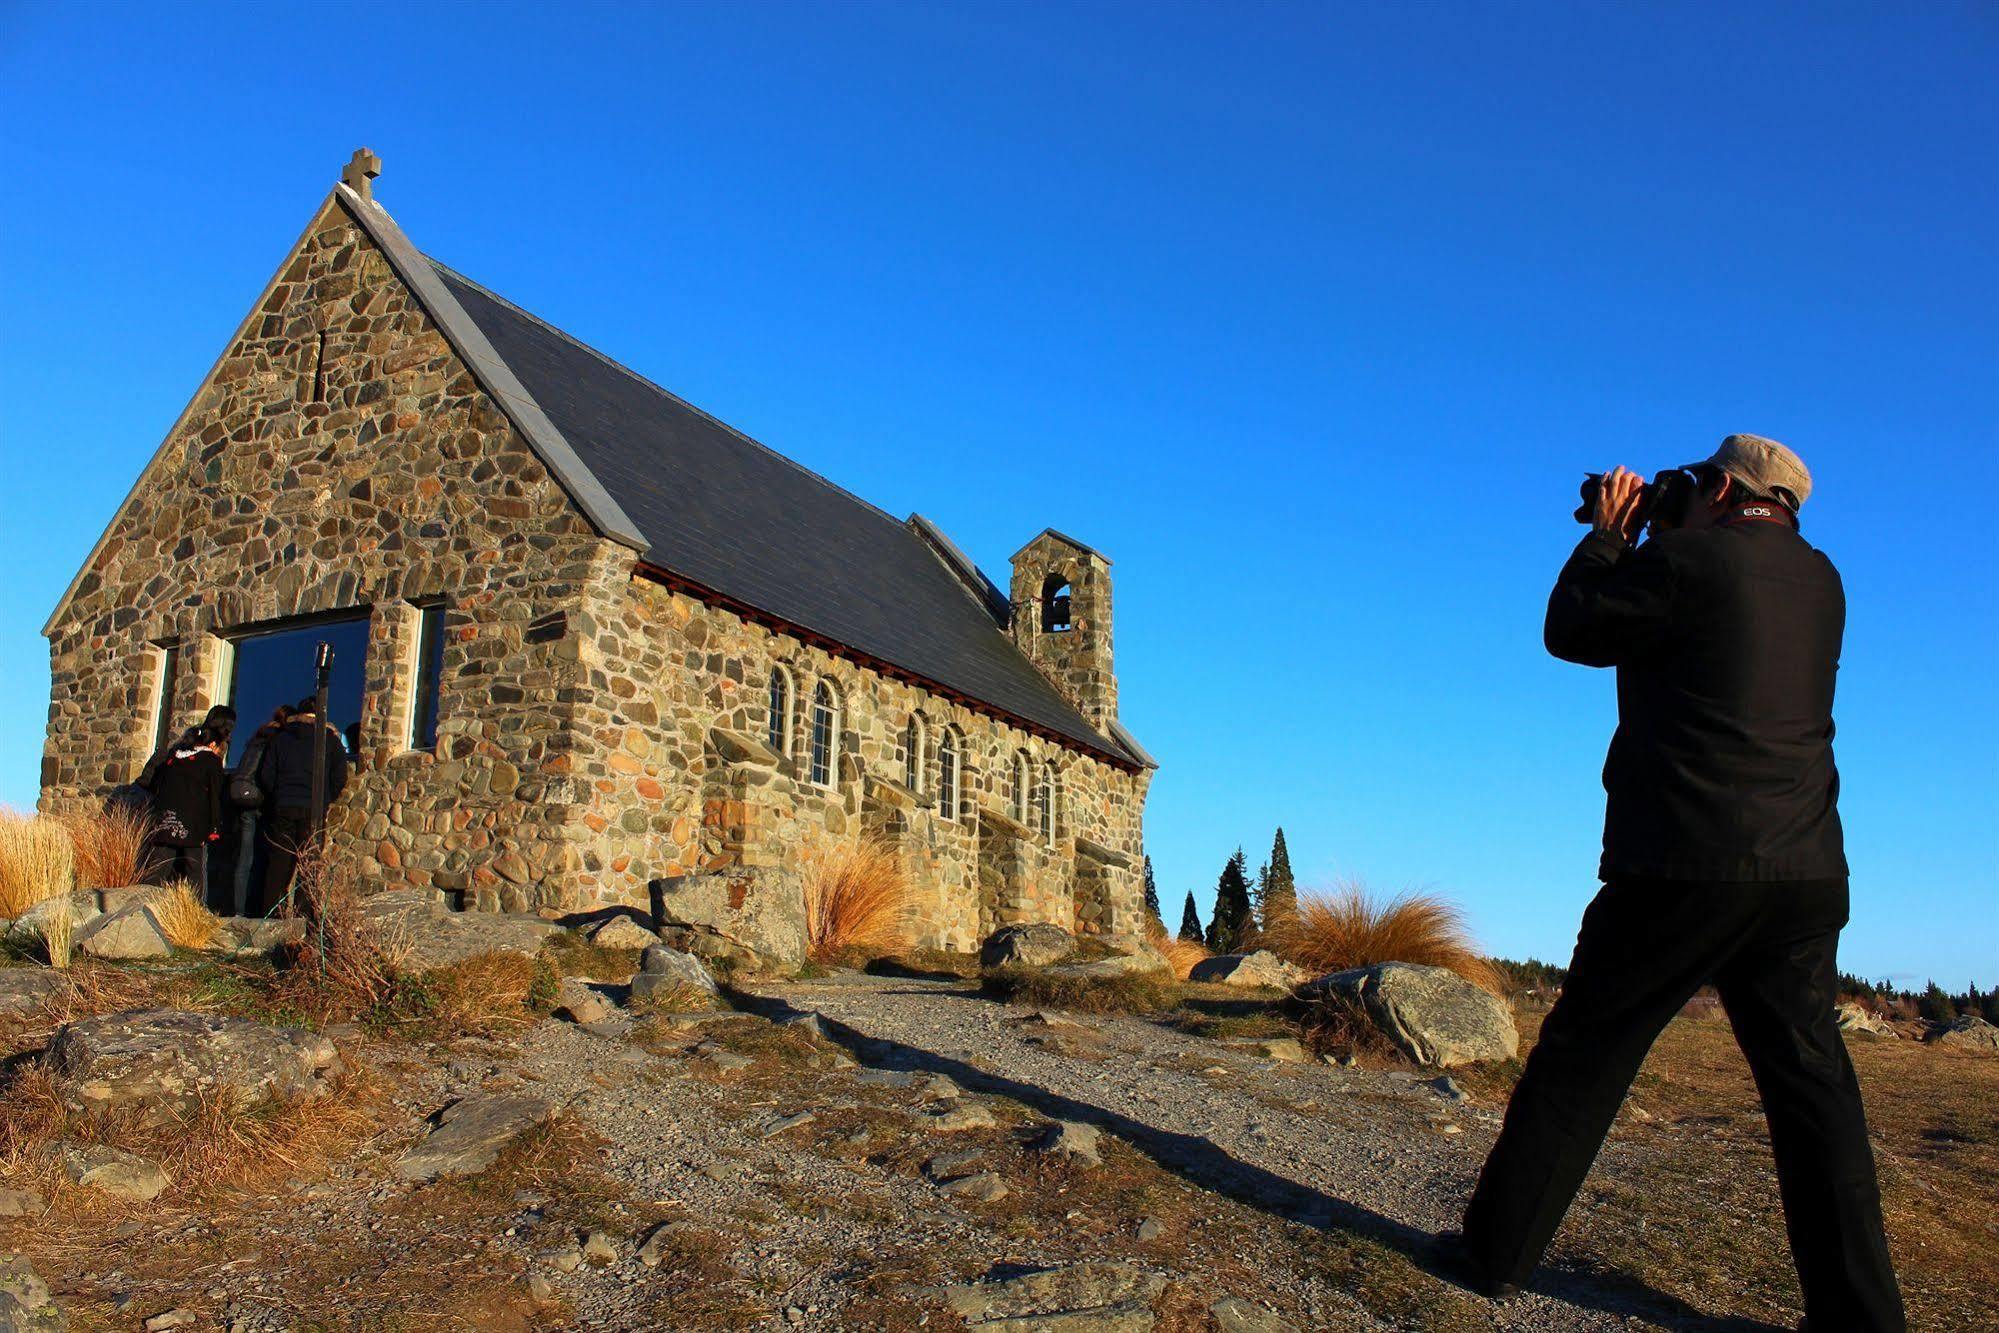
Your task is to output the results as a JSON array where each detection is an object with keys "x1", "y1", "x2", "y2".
[
  {"x1": 39, "y1": 903, "x2": 77, "y2": 970},
  {"x1": 146, "y1": 880, "x2": 223, "y2": 950},
  {"x1": 1266, "y1": 882, "x2": 1503, "y2": 996},
  {"x1": 801, "y1": 837, "x2": 915, "y2": 964},
  {"x1": 60, "y1": 805, "x2": 154, "y2": 891},
  {"x1": 0, "y1": 810, "x2": 76, "y2": 920},
  {"x1": 1145, "y1": 917, "x2": 1209, "y2": 981}
]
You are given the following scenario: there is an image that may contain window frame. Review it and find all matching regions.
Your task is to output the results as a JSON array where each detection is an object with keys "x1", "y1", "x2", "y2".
[
  {"x1": 808, "y1": 680, "x2": 840, "y2": 788},
  {"x1": 1011, "y1": 751, "x2": 1031, "y2": 823},
  {"x1": 1036, "y1": 763, "x2": 1055, "y2": 846},
  {"x1": 904, "y1": 713, "x2": 927, "y2": 794},
  {"x1": 405, "y1": 601, "x2": 447, "y2": 752},
  {"x1": 936, "y1": 728, "x2": 960, "y2": 822},
  {"x1": 149, "y1": 641, "x2": 182, "y2": 758},
  {"x1": 768, "y1": 665, "x2": 796, "y2": 758}
]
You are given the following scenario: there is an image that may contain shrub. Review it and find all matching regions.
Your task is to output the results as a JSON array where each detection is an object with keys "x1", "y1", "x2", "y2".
[
  {"x1": 0, "y1": 809, "x2": 75, "y2": 919},
  {"x1": 801, "y1": 837, "x2": 915, "y2": 964},
  {"x1": 1266, "y1": 882, "x2": 1503, "y2": 997},
  {"x1": 270, "y1": 851, "x2": 407, "y2": 1024},
  {"x1": 59, "y1": 805, "x2": 153, "y2": 891},
  {"x1": 1145, "y1": 917, "x2": 1209, "y2": 981},
  {"x1": 146, "y1": 880, "x2": 223, "y2": 950},
  {"x1": 984, "y1": 964, "x2": 1177, "y2": 1014}
]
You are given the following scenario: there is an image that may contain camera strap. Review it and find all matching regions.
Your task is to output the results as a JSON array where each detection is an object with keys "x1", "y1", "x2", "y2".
[{"x1": 1721, "y1": 501, "x2": 1798, "y2": 530}]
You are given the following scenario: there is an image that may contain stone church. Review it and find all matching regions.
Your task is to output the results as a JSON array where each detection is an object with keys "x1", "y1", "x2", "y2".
[{"x1": 39, "y1": 151, "x2": 1155, "y2": 952}]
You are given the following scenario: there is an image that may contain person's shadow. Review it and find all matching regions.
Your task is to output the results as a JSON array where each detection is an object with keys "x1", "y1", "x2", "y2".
[{"x1": 726, "y1": 983, "x2": 1791, "y2": 1332}]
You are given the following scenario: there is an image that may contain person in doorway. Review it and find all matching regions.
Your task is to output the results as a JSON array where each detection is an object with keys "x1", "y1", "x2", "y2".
[
  {"x1": 138, "y1": 720, "x2": 228, "y2": 887},
  {"x1": 220, "y1": 704, "x2": 293, "y2": 916},
  {"x1": 1451, "y1": 436, "x2": 1904, "y2": 1330},
  {"x1": 254, "y1": 697, "x2": 349, "y2": 916},
  {"x1": 111, "y1": 703, "x2": 236, "y2": 818}
]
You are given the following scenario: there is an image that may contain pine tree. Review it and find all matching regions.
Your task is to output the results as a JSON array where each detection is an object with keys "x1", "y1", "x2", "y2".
[
  {"x1": 1206, "y1": 848, "x2": 1254, "y2": 953},
  {"x1": 1142, "y1": 856, "x2": 1162, "y2": 927},
  {"x1": 1981, "y1": 985, "x2": 1999, "y2": 1026},
  {"x1": 1261, "y1": 827, "x2": 1297, "y2": 928},
  {"x1": 1177, "y1": 891, "x2": 1203, "y2": 944},
  {"x1": 1917, "y1": 981, "x2": 1957, "y2": 1025}
]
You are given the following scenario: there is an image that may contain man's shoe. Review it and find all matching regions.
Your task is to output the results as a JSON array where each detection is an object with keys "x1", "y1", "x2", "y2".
[{"x1": 1430, "y1": 1231, "x2": 1522, "y2": 1300}]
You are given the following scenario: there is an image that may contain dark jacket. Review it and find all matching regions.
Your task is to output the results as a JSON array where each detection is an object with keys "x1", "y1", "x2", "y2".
[
  {"x1": 145, "y1": 746, "x2": 225, "y2": 845},
  {"x1": 255, "y1": 718, "x2": 350, "y2": 813},
  {"x1": 1546, "y1": 507, "x2": 1847, "y2": 882}
]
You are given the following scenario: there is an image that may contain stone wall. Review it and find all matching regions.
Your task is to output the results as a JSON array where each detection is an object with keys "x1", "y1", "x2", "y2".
[{"x1": 41, "y1": 190, "x2": 1151, "y2": 941}]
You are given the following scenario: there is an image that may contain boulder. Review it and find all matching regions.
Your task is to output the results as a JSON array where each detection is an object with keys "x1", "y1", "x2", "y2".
[
  {"x1": 361, "y1": 890, "x2": 562, "y2": 970},
  {"x1": 1300, "y1": 963, "x2": 1518, "y2": 1068},
  {"x1": 555, "y1": 980, "x2": 614, "y2": 1025},
  {"x1": 629, "y1": 944, "x2": 720, "y2": 1003},
  {"x1": 587, "y1": 915, "x2": 660, "y2": 950},
  {"x1": 221, "y1": 915, "x2": 306, "y2": 956},
  {"x1": 40, "y1": 1009, "x2": 340, "y2": 1123},
  {"x1": 0, "y1": 1252, "x2": 65, "y2": 1332},
  {"x1": 1932, "y1": 1015, "x2": 1999, "y2": 1054},
  {"x1": 1210, "y1": 1297, "x2": 1292, "y2": 1333},
  {"x1": 14, "y1": 891, "x2": 100, "y2": 938},
  {"x1": 1189, "y1": 951, "x2": 1307, "y2": 990},
  {"x1": 980, "y1": 923, "x2": 1075, "y2": 970},
  {"x1": 651, "y1": 867, "x2": 807, "y2": 971},
  {"x1": 0, "y1": 1188, "x2": 44, "y2": 1217},
  {"x1": 394, "y1": 1092, "x2": 556, "y2": 1181},
  {"x1": 75, "y1": 905, "x2": 172, "y2": 961},
  {"x1": 0, "y1": 968, "x2": 67, "y2": 1015},
  {"x1": 58, "y1": 1143, "x2": 171, "y2": 1201},
  {"x1": 1036, "y1": 951, "x2": 1171, "y2": 984},
  {"x1": 929, "y1": 1262, "x2": 1166, "y2": 1331},
  {"x1": 1836, "y1": 1002, "x2": 1895, "y2": 1038},
  {"x1": 1036, "y1": 1120, "x2": 1103, "y2": 1167}
]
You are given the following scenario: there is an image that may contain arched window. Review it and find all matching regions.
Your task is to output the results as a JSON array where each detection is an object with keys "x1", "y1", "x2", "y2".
[
  {"x1": 937, "y1": 729, "x2": 960, "y2": 821},
  {"x1": 1036, "y1": 763, "x2": 1056, "y2": 846},
  {"x1": 767, "y1": 666, "x2": 794, "y2": 757},
  {"x1": 904, "y1": 714, "x2": 927, "y2": 792},
  {"x1": 1011, "y1": 751, "x2": 1031, "y2": 823},
  {"x1": 1040, "y1": 574, "x2": 1073, "y2": 632},
  {"x1": 809, "y1": 681, "x2": 840, "y2": 788}
]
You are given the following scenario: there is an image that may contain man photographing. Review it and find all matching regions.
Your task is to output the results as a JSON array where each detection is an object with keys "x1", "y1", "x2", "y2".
[{"x1": 1456, "y1": 435, "x2": 1904, "y2": 1329}]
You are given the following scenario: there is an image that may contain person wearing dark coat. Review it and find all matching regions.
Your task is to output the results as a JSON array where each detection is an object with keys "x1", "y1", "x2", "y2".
[
  {"x1": 136, "y1": 704, "x2": 236, "y2": 789},
  {"x1": 221, "y1": 705, "x2": 292, "y2": 916},
  {"x1": 1454, "y1": 436, "x2": 1903, "y2": 1330},
  {"x1": 138, "y1": 721, "x2": 228, "y2": 886},
  {"x1": 254, "y1": 699, "x2": 350, "y2": 916}
]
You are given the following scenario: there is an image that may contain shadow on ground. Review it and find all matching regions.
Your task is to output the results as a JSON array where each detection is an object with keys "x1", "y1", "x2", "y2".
[{"x1": 726, "y1": 981, "x2": 1791, "y2": 1333}]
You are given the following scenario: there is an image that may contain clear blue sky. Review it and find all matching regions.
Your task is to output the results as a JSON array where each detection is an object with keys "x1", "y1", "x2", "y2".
[{"x1": 1, "y1": 2, "x2": 1992, "y2": 985}]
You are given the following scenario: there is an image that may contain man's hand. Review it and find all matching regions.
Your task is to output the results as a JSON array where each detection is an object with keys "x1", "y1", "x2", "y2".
[{"x1": 1593, "y1": 466, "x2": 1646, "y2": 542}]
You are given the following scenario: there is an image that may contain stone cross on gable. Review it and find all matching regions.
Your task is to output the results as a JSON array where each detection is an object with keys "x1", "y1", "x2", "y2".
[{"x1": 341, "y1": 148, "x2": 382, "y2": 201}]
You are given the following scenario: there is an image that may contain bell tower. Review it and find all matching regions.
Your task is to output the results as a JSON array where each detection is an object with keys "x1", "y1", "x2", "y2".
[{"x1": 1009, "y1": 529, "x2": 1116, "y2": 731}]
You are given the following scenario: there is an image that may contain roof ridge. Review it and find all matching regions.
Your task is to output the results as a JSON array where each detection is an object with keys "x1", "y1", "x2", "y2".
[{"x1": 422, "y1": 256, "x2": 911, "y2": 533}]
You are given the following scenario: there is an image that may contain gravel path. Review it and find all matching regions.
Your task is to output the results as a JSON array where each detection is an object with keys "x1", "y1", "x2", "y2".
[{"x1": 513, "y1": 973, "x2": 1758, "y2": 1331}]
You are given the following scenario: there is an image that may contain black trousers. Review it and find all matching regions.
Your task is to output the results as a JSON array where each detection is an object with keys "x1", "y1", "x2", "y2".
[
  {"x1": 139, "y1": 838, "x2": 206, "y2": 889},
  {"x1": 257, "y1": 807, "x2": 314, "y2": 917},
  {"x1": 1463, "y1": 877, "x2": 1904, "y2": 1331}
]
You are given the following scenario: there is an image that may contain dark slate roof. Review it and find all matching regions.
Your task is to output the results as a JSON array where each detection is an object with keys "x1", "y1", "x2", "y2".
[{"x1": 428, "y1": 261, "x2": 1135, "y2": 766}]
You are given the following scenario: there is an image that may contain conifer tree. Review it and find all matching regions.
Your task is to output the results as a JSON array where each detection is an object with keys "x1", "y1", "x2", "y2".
[
  {"x1": 1206, "y1": 848, "x2": 1254, "y2": 953},
  {"x1": 1177, "y1": 891, "x2": 1203, "y2": 944},
  {"x1": 1142, "y1": 856, "x2": 1162, "y2": 927},
  {"x1": 1917, "y1": 981, "x2": 1957, "y2": 1025},
  {"x1": 1262, "y1": 827, "x2": 1297, "y2": 927}
]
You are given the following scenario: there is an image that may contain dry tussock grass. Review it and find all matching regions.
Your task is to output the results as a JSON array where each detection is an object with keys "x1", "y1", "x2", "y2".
[
  {"x1": 59, "y1": 805, "x2": 153, "y2": 891},
  {"x1": 0, "y1": 1062, "x2": 381, "y2": 1206},
  {"x1": 269, "y1": 852, "x2": 407, "y2": 1024},
  {"x1": 145, "y1": 880, "x2": 223, "y2": 949},
  {"x1": 0, "y1": 809, "x2": 75, "y2": 919},
  {"x1": 1265, "y1": 882, "x2": 1503, "y2": 995},
  {"x1": 801, "y1": 837, "x2": 915, "y2": 963},
  {"x1": 39, "y1": 905, "x2": 76, "y2": 970},
  {"x1": 1145, "y1": 919, "x2": 1210, "y2": 981},
  {"x1": 985, "y1": 965, "x2": 1178, "y2": 1015}
]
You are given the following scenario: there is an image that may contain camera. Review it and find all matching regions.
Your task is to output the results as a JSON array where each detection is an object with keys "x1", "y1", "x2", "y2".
[{"x1": 1575, "y1": 468, "x2": 1701, "y2": 533}]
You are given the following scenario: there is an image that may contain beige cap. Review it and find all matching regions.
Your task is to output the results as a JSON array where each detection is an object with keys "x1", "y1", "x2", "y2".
[{"x1": 1688, "y1": 433, "x2": 1812, "y2": 509}]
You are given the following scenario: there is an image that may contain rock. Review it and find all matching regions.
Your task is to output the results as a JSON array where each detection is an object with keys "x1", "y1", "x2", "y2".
[
  {"x1": 917, "y1": 1074, "x2": 963, "y2": 1101},
  {"x1": 929, "y1": 1102, "x2": 998, "y2": 1132},
  {"x1": 938, "y1": 1171, "x2": 1008, "y2": 1202},
  {"x1": 980, "y1": 923, "x2": 1076, "y2": 970},
  {"x1": 41, "y1": 1010, "x2": 340, "y2": 1123},
  {"x1": 1037, "y1": 952, "x2": 1171, "y2": 984},
  {"x1": 143, "y1": 1311, "x2": 196, "y2": 1331},
  {"x1": 542, "y1": 1246, "x2": 583, "y2": 1273},
  {"x1": 14, "y1": 891, "x2": 100, "y2": 938},
  {"x1": 360, "y1": 889, "x2": 562, "y2": 969},
  {"x1": 75, "y1": 905, "x2": 172, "y2": 960},
  {"x1": 1299, "y1": 963, "x2": 1518, "y2": 1068},
  {"x1": 1135, "y1": 1217, "x2": 1164, "y2": 1242},
  {"x1": 1209, "y1": 1296, "x2": 1292, "y2": 1333},
  {"x1": 778, "y1": 1011, "x2": 825, "y2": 1040},
  {"x1": 1933, "y1": 1015, "x2": 1999, "y2": 1053},
  {"x1": 523, "y1": 1272, "x2": 554, "y2": 1302},
  {"x1": 629, "y1": 945, "x2": 720, "y2": 1004},
  {"x1": 1426, "y1": 1075, "x2": 1469, "y2": 1103},
  {"x1": 651, "y1": 867, "x2": 807, "y2": 972},
  {"x1": 0, "y1": 1253, "x2": 65, "y2": 1333},
  {"x1": 581, "y1": 1231, "x2": 619, "y2": 1265},
  {"x1": 58, "y1": 1143, "x2": 171, "y2": 1201},
  {"x1": 0, "y1": 969, "x2": 66, "y2": 1015},
  {"x1": 0, "y1": 1188, "x2": 45, "y2": 1217},
  {"x1": 555, "y1": 980, "x2": 613, "y2": 1025},
  {"x1": 757, "y1": 1111, "x2": 815, "y2": 1138},
  {"x1": 1836, "y1": 1003, "x2": 1894, "y2": 1038},
  {"x1": 1255, "y1": 1038, "x2": 1308, "y2": 1064},
  {"x1": 924, "y1": 1150, "x2": 985, "y2": 1181},
  {"x1": 699, "y1": 1047, "x2": 754, "y2": 1073},
  {"x1": 930, "y1": 1262, "x2": 1167, "y2": 1331},
  {"x1": 1036, "y1": 1120, "x2": 1103, "y2": 1167},
  {"x1": 588, "y1": 915, "x2": 660, "y2": 950},
  {"x1": 394, "y1": 1093, "x2": 555, "y2": 1181},
  {"x1": 1188, "y1": 951, "x2": 1307, "y2": 990}
]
